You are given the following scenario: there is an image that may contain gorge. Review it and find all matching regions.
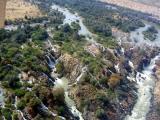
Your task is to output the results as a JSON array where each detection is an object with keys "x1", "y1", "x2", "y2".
[{"x1": 0, "y1": 0, "x2": 160, "y2": 120}]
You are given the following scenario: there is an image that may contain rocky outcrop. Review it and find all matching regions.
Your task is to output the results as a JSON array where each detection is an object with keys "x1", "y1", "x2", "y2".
[{"x1": 59, "y1": 53, "x2": 82, "y2": 83}]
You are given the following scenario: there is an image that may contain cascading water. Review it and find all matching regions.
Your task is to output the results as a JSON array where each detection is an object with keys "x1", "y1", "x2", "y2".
[
  {"x1": 0, "y1": 88, "x2": 4, "y2": 106},
  {"x1": 45, "y1": 54, "x2": 55, "y2": 69},
  {"x1": 125, "y1": 54, "x2": 160, "y2": 120},
  {"x1": 46, "y1": 45, "x2": 84, "y2": 120},
  {"x1": 76, "y1": 66, "x2": 87, "y2": 84},
  {"x1": 51, "y1": 4, "x2": 95, "y2": 42},
  {"x1": 14, "y1": 96, "x2": 27, "y2": 120}
]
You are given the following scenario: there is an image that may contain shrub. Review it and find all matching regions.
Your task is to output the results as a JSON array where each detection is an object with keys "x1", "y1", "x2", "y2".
[
  {"x1": 56, "y1": 62, "x2": 64, "y2": 74},
  {"x1": 12, "y1": 113, "x2": 18, "y2": 120},
  {"x1": 57, "y1": 106, "x2": 65, "y2": 115},
  {"x1": 1, "y1": 108, "x2": 12, "y2": 120},
  {"x1": 14, "y1": 89, "x2": 26, "y2": 97},
  {"x1": 108, "y1": 74, "x2": 121, "y2": 88},
  {"x1": 28, "y1": 98, "x2": 41, "y2": 108},
  {"x1": 96, "y1": 92, "x2": 108, "y2": 103},
  {"x1": 96, "y1": 108, "x2": 105, "y2": 118},
  {"x1": 17, "y1": 99, "x2": 26, "y2": 110},
  {"x1": 53, "y1": 88, "x2": 65, "y2": 103}
]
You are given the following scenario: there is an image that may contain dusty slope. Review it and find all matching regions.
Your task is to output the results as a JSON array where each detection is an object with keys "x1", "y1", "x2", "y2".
[
  {"x1": 6, "y1": 0, "x2": 43, "y2": 20},
  {"x1": 100, "y1": 0, "x2": 160, "y2": 20},
  {"x1": 0, "y1": 0, "x2": 6, "y2": 28},
  {"x1": 132, "y1": 0, "x2": 160, "y2": 7}
]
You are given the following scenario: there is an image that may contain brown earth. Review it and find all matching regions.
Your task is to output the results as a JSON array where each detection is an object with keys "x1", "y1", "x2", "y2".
[
  {"x1": 100, "y1": 0, "x2": 160, "y2": 20},
  {"x1": 0, "y1": 0, "x2": 7, "y2": 28},
  {"x1": 6, "y1": 0, "x2": 44, "y2": 20}
]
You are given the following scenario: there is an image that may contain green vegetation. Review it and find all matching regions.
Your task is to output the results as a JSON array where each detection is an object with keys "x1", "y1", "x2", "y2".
[
  {"x1": 96, "y1": 108, "x2": 105, "y2": 118},
  {"x1": 14, "y1": 89, "x2": 26, "y2": 97},
  {"x1": 31, "y1": 28, "x2": 48, "y2": 41},
  {"x1": 1, "y1": 108, "x2": 12, "y2": 120},
  {"x1": 157, "y1": 102, "x2": 160, "y2": 115},
  {"x1": 0, "y1": 0, "x2": 142, "y2": 119},
  {"x1": 143, "y1": 26, "x2": 158, "y2": 41},
  {"x1": 51, "y1": 0, "x2": 145, "y2": 34},
  {"x1": 55, "y1": 62, "x2": 64, "y2": 74},
  {"x1": 17, "y1": 99, "x2": 26, "y2": 110},
  {"x1": 12, "y1": 113, "x2": 19, "y2": 120}
]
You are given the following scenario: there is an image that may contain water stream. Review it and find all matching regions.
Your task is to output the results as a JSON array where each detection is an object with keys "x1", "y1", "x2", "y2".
[
  {"x1": 125, "y1": 54, "x2": 160, "y2": 120},
  {"x1": 130, "y1": 23, "x2": 160, "y2": 46},
  {"x1": 0, "y1": 88, "x2": 4, "y2": 107},
  {"x1": 4, "y1": 2, "x2": 160, "y2": 120},
  {"x1": 51, "y1": 4, "x2": 95, "y2": 42},
  {"x1": 45, "y1": 42, "x2": 84, "y2": 120}
]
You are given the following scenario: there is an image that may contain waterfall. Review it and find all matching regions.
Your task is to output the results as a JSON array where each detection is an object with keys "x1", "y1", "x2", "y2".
[
  {"x1": 17, "y1": 110, "x2": 27, "y2": 120},
  {"x1": 40, "y1": 103, "x2": 66, "y2": 120},
  {"x1": 45, "y1": 41, "x2": 84, "y2": 120},
  {"x1": 13, "y1": 96, "x2": 27, "y2": 120},
  {"x1": 115, "y1": 63, "x2": 120, "y2": 73},
  {"x1": 65, "y1": 92, "x2": 84, "y2": 120},
  {"x1": 129, "y1": 60, "x2": 134, "y2": 69},
  {"x1": 0, "y1": 88, "x2": 4, "y2": 107},
  {"x1": 76, "y1": 66, "x2": 87, "y2": 84},
  {"x1": 125, "y1": 54, "x2": 160, "y2": 120},
  {"x1": 51, "y1": 4, "x2": 95, "y2": 42},
  {"x1": 45, "y1": 54, "x2": 55, "y2": 69}
]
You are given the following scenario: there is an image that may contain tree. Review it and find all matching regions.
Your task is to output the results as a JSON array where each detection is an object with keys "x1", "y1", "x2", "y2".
[
  {"x1": 1, "y1": 108, "x2": 12, "y2": 120},
  {"x1": 14, "y1": 31, "x2": 27, "y2": 44},
  {"x1": 62, "y1": 24, "x2": 72, "y2": 33},
  {"x1": 28, "y1": 98, "x2": 41, "y2": 108},
  {"x1": 52, "y1": 88, "x2": 65, "y2": 103},
  {"x1": 32, "y1": 28, "x2": 49, "y2": 41},
  {"x1": 17, "y1": 99, "x2": 26, "y2": 110}
]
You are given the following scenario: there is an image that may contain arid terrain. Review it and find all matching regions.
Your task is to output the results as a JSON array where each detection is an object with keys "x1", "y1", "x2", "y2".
[
  {"x1": 101, "y1": 0, "x2": 160, "y2": 20},
  {"x1": 6, "y1": 0, "x2": 43, "y2": 20},
  {"x1": 0, "y1": 0, "x2": 6, "y2": 28},
  {"x1": 133, "y1": 0, "x2": 160, "y2": 7}
]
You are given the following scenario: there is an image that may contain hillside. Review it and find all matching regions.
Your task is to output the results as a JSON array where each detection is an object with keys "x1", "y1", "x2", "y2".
[
  {"x1": 100, "y1": 0, "x2": 160, "y2": 20},
  {"x1": 6, "y1": 0, "x2": 43, "y2": 20},
  {"x1": 132, "y1": 0, "x2": 160, "y2": 7}
]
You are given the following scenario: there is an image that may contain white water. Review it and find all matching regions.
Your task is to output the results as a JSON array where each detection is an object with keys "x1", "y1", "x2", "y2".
[
  {"x1": 76, "y1": 66, "x2": 87, "y2": 84},
  {"x1": 129, "y1": 60, "x2": 134, "y2": 69},
  {"x1": 53, "y1": 75, "x2": 84, "y2": 120},
  {"x1": 46, "y1": 42, "x2": 84, "y2": 119},
  {"x1": 51, "y1": 4, "x2": 95, "y2": 42},
  {"x1": 115, "y1": 63, "x2": 120, "y2": 73},
  {"x1": 0, "y1": 88, "x2": 4, "y2": 106},
  {"x1": 130, "y1": 23, "x2": 160, "y2": 47},
  {"x1": 13, "y1": 96, "x2": 27, "y2": 120},
  {"x1": 125, "y1": 54, "x2": 160, "y2": 120}
]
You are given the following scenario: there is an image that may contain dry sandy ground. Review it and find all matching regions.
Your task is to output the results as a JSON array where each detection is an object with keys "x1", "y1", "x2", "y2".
[
  {"x1": 100, "y1": 0, "x2": 160, "y2": 20},
  {"x1": 132, "y1": 0, "x2": 160, "y2": 7},
  {"x1": 6, "y1": 0, "x2": 43, "y2": 20}
]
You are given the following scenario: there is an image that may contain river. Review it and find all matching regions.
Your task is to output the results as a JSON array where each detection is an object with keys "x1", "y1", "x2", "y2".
[
  {"x1": 130, "y1": 23, "x2": 160, "y2": 47},
  {"x1": 51, "y1": 3, "x2": 160, "y2": 120},
  {"x1": 125, "y1": 54, "x2": 160, "y2": 120},
  {"x1": 51, "y1": 4, "x2": 95, "y2": 42},
  {"x1": 46, "y1": 53, "x2": 84, "y2": 120},
  {"x1": 125, "y1": 22, "x2": 160, "y2": 120},
  {"x1": 3, "y1": 1, "x2": 160, "y2": 120}
]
